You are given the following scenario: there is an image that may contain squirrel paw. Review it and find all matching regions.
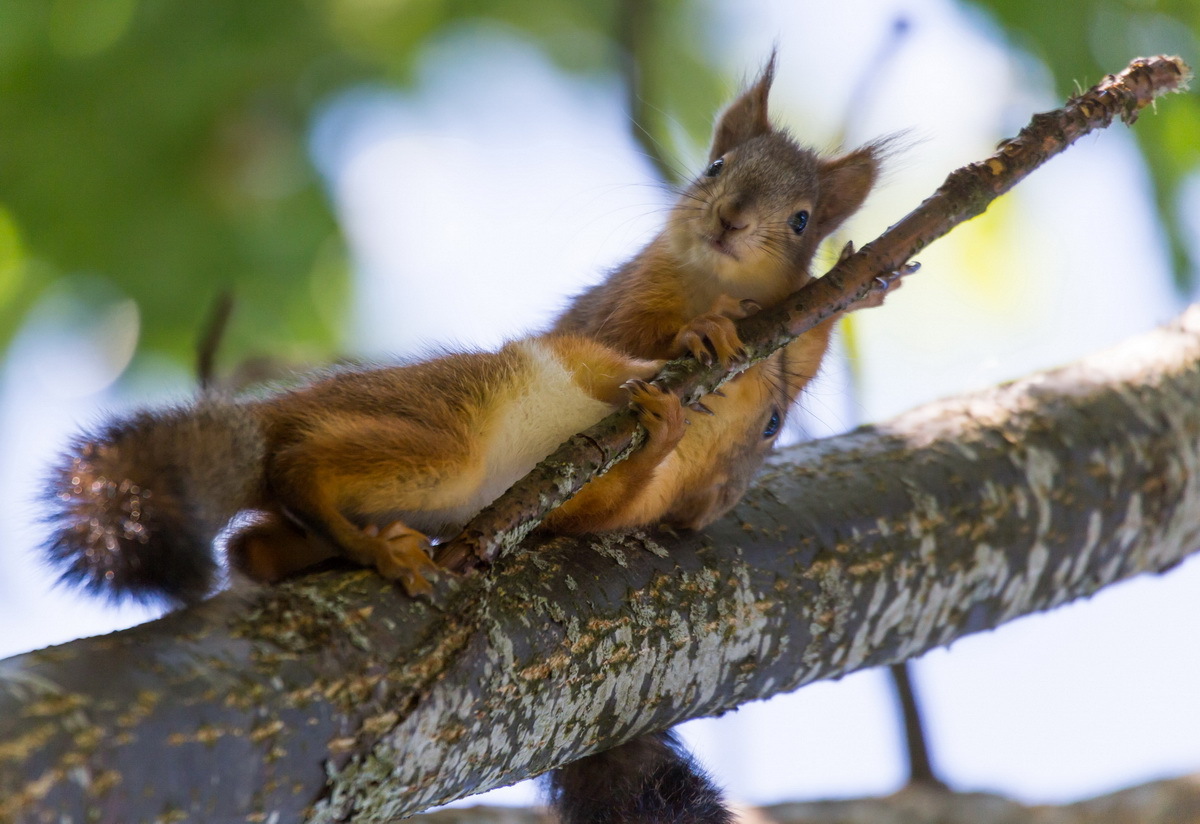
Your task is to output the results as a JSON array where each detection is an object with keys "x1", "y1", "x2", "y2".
[
  {"x1": 623, "y1": 379, "x2": 688, "y2": 452},
  {"x1": 362, "y1": 521, "x2": 442, "y2": 598},
  {"x1": 673, "y1": 313, "x2": 745, "y2": 367},
  {"x1": 847, "y1": 260, "x2": 919, "y2": 311}
]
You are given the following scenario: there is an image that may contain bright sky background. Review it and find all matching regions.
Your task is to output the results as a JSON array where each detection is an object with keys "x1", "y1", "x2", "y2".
[{"x1": 2, "y1": 0, "x2": 1198, "y2": 811}]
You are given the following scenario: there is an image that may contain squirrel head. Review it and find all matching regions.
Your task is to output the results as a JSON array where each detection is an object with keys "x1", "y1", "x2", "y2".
[
  {"x1": 664, "y1": 330, "x2": 831, "y2": 530},
  {"x1": 667, "y1": 53, "x2": 884, "y2": 300}
]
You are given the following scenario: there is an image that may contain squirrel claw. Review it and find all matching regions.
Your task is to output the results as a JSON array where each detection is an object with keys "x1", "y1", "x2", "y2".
[
  {"x1": 846, "y1": 259, "x2": 919, "y2": 312},
  {"x1": 626, "y1": 381, "x2": 688, "y2": 452},
  {"x1": 688, "y1": 401, "x2": 715, "y2": 416},
  {"x1": 368, "y1": 521, "x2": 443, "y2": 599},
  {"x1": 621, "y1": 378, "x2": 656, "y2": 398},
  {"x1": 673, "y1": 312, "x2": 744, "y2": 368},
  {"x1": 838, "y1": 240, "x2": 856, "y2": 264}
]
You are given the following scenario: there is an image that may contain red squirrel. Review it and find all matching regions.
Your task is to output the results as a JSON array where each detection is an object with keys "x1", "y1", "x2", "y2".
[
  {"x1": 552, "y1": 52, "x2": 888, "y2": 533},
  {"x1": 43, "y1": 335, "x2": 688, "y2": 604},
  {"x1": 548, "y1": 54, "x2": 897, "y2": 824}
]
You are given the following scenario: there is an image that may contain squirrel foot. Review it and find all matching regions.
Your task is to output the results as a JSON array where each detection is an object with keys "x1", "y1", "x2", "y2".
[
  {"x1": 227, "y1": 514, "x2": 338, "y2": 583},
  {"x1": 674, "y1": 314, "x2": 742, "y2": 367},
  {"x1": 844, "y1": 251, "x2": 920, "y2": 312},
  {"x1": 623, "y1": 379, "x2": 688, "y2": 451},
  {"x1": 362, "y1": 521, "x2": 442, "y2": 598},
  {"x1": 673, "y1": 293, "x2": 762, "y2": 366}
]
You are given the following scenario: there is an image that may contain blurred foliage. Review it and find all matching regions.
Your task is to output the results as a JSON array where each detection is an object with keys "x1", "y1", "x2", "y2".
[
  {"x1": 968, "y1": 0, "x2": 1200, "y2": 290},
  {"x1": 0, "y1": 0, "x2": 723, "y2": 370},
  {"x1": 0, "y1": 0, "x2": 1195, "y2": 374}
]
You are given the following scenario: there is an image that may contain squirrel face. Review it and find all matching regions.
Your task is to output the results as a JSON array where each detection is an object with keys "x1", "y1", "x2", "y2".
[
  {"x1": 666, "y1": 133, "x2": 825, "y2": 299},
  {"x1": 664, "y1": 53, "x2": 883, "y2": 305},
  {"x1": 659, "y1": 332, "x2": 822, "y2": 529}
]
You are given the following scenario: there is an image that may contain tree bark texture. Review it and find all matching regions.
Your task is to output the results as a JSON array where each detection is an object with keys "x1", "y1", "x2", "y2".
[{"x1": 4, "y1": 305, "x2": 1200, "y2": 823}]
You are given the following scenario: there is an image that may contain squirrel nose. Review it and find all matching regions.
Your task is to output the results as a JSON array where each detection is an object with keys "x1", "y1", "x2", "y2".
[{"x1": 715, "y1": 202, "x2": 748, "y2": 234}]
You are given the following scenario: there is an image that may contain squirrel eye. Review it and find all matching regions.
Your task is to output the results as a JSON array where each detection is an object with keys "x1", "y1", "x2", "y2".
[
  {"x1": 704, "y1": 157, "x2": 725, "y2": 177},
  {"x1": 762, "y1": 408, "x2": 781, "y2": 439},
  {"x1": 788, "y1": 210, "x2": 810, "y2": 235}
]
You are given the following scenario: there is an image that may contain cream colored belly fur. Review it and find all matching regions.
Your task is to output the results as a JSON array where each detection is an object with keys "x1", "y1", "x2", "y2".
[{"x1": 404, "y1": 339, "x2": 614, "y2": 534}]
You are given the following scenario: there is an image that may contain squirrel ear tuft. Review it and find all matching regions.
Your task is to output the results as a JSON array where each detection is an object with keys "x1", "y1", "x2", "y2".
[
  {"x1": 708, "y1": 51, "x2": 777, "y2": 161},
  {"x1": 815, "y1": 139, "x2": 888, "y2": 235}
]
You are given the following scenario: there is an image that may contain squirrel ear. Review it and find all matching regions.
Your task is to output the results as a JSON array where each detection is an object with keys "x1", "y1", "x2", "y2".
[
  {"x1": 708, "y1": 52, "x2": 777, "y2": 161},
  {"x1": 815, "y1": 141, "x2": 884, "y2": 235}
]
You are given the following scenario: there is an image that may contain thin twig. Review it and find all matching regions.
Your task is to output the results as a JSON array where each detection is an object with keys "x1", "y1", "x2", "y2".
[
  {"x1": 438, "y1": 55, "x2": 1192, "y2": 574},
  {"x1": 195, "y1": 289, "x2": 235, "y2": 391},
  {"x1": 615, "y1": 0, "x2": 682, "y2": 186},
  {"x1": 888, "y1": 663, "x2": 946, "y2": 789}
]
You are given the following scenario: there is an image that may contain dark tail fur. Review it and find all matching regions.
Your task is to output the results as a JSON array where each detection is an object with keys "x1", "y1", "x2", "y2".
[
  {"x1": 42, "y1": 399, "x2": 266, "y2": 607},
  {"x1": 547, "y1": 730, "x2": 733, "y2": 824}
]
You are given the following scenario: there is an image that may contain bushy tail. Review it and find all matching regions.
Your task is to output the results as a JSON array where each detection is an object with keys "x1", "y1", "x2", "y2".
[
  {"x1": 547, "y1": 730, "x2": 733, "y2": 824},
  {"x1": 43, "y1": 400, "x2": 266, "y2": 607}
]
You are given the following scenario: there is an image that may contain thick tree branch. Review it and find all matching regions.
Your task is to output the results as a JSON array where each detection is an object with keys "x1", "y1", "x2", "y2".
[
  {"x1": 440, "y1": 54, "x2": 1192, "y2": 570},
  {"x1": 5, "y1": 304, "x2": 1200, "y2": 823}
]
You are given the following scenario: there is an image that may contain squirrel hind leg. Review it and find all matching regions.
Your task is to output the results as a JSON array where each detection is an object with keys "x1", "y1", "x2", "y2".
[
  {"x1": 547, "y1": 730, "x2": 733, "y2": 824},
  {"x1": 360, "y1": 521, "x2": 443, "y2": 597},
  {"x1": 269, "y1": 467, "x2": 443, "y2": 597},
  {"x1": 226, "y1": 510, "x2": 338, "y2": 583},
  {"x1": 228, "y1": 509, "x2": 442, "y2": 597},
  {"x1": 225, "y1": 513, "x2": 441, "y2": 597}
]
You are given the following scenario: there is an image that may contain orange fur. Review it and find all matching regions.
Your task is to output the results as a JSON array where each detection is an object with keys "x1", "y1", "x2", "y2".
[{"x1": 223, "y1": 336, "x2": 689, "y2": 595}]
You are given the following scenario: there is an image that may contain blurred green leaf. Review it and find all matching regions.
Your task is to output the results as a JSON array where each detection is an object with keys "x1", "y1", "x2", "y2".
[{"x1": 0, "y1": 0, "x2": 728, "y2": 372}]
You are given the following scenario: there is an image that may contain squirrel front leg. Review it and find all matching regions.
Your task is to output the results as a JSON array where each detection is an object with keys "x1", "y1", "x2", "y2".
[
  {"x1": 671, "y1": 294, "x2": 760, "y2": 367},
  {"x1": 543, "y1": 380, "x2": 687, "y2": 534}
]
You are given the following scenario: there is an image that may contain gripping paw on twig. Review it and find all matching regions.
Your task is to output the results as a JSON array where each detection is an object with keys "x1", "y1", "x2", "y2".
[
  {"x1": 362, "y1": 521, "x2": 444, "y2": 598},
  {"x1": 838, "y1": 240, "x2": 920, "y2": 311},
  {"x1": 674, "y1": 314, "x2": 743, "y2": 367},
  {"x1": 623, "y1": 379, "x2": 688, "y2": 452},
  {"x1": 671, "y1": 293, "x2": 762, "y2": 367}
]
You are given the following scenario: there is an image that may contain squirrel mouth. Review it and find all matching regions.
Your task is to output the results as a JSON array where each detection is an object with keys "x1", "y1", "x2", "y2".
[{"x1": 708, "y1": 238, "x2": 740, "y2": 260}]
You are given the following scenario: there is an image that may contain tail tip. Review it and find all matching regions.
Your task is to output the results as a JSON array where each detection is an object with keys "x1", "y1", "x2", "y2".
[{"x1": 42, "y1": 448, "x2": 215, "y2": 608}]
